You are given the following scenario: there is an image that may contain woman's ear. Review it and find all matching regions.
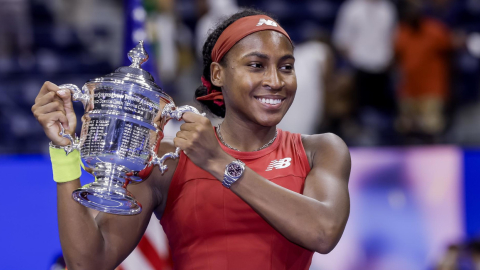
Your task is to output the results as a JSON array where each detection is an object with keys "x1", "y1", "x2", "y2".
[{"x1": 210, "y1": 62, "x2": 224, "y2": 88}]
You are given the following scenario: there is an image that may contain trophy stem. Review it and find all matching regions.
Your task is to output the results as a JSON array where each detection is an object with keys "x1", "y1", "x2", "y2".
[{"x1": 72, "y1": 163, "x2": 142, "y2": 215}]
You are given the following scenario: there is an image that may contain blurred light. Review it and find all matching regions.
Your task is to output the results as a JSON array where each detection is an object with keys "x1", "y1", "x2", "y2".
[
  {"x1": 132, "y1": 7, "x2": 146, "y2": 22},
  {"x1": 132, "y1": 29, "x2": 147, "y2": 43},
  {"x1": 388, "y1": 189, "x2": 406, "y2": 210},
  {"x1": 466, "y1": 33, "x2": 480, "y2": 58},
  {"x1": 37, "y1": 49, "x2": 60, "y2": 74}
]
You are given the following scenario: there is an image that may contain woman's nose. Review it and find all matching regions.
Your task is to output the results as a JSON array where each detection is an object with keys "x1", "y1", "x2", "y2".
[{"x1": 262, "y1": 67, "x2": 285, "y2": 90}]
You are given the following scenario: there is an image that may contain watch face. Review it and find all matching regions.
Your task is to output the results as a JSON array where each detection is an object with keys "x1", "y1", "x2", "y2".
[{"x1": 227, "y1": 163, "x2": 243, "y2": 177}]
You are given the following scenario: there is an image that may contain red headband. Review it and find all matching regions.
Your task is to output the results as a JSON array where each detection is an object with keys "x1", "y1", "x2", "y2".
[
  {"x1": 211, "y1": 15, "x2": 292, "y2": 63},
  {"x1": 196, "y1": 15, "x2": 292, "y2": 106}
]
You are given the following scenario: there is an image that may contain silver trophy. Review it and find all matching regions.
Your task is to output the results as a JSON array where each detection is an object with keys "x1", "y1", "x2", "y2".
[{"x1": 58, "y1": 41, "x2": 203, "y2": 215}]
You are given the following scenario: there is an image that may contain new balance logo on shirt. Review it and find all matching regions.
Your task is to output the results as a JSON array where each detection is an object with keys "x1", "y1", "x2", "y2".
[
  {"x1": 266, "y1": 158, "x2": 292, "y2": 171},
  {"x1": 256, "y1": 18, "x2": 278, "y2": 27}
]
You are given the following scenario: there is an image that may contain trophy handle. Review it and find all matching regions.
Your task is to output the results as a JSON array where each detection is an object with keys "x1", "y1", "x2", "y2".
[
  {"x1": 149, "y1": 104, "x2": 206, "y2": 174},
  {"x1": 58, "y1": 84, "x2": 90, "y2": 109},
  {"x1": 56, "y1": 84, "x2": 89, "y2": 155}
]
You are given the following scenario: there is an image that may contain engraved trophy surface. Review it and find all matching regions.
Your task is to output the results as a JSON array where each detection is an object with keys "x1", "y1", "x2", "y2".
[{"x1": 58, "y1": 41, "x2": 203, "y2": 215}]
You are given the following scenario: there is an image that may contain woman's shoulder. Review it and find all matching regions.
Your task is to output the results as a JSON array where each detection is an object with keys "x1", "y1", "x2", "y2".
[
  {"x1": 301, "y1": 132, "x2": 346, "y2": 146},
  {"x1": 301, "y1": 133, "x2": 350, "y2": 168}
]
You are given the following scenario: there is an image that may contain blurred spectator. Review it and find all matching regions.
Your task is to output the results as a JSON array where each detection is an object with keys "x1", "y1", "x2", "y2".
[
  {"x1": 332, "y1": 0, "x2": 397, "y2": 144},
  {"x1": 195, "y1": 0, "x2": 239, "y2": 59},
  {"x1": 0, "y1": 0, "x2": 33, "y2": 72},
  {"x1": 147, "y1": 0, "x2": 196, "y2": 103},
  {"x1": 5, "y1": 0, "x2": 480, "y2": 152},
  {"x1": 147, "y1": 0, "x2": 181, "y2": 82},
  {"x1": 321, "y1": 67, "x2": 357, "y2": 144},
  {"x1": 434, "y1": 240, "x2": 480, "y2": 270},
  {"x1": 278, "y1": 32, "x2": 334, "y2": 135},
  {"x1": 466, "y1": 240, "x2": 480, "y2": 270},
  {"x1": 394, "y1": 0, "x2": 453, "y2": 141},
  {"x1": 52, "y1": 0, "x2": 123, "y2": 67},
  {"x1": 436, "y1": 244, "x2": 461, "y2": 270}
]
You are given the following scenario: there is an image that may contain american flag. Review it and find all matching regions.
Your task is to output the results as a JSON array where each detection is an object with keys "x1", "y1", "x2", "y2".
[{"x1": 117, "y1": 215, "x2": 172, "y2": 270}]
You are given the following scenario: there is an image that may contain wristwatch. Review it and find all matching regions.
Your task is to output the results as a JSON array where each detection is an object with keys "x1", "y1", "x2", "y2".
[{"x1": 222, "y1": 159, "x2": 246, "y2": 188}]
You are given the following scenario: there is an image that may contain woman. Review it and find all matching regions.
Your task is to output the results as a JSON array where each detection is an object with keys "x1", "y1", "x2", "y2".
[{"x1": 32, "y1": 9, "x2": 351, "y2": 270}]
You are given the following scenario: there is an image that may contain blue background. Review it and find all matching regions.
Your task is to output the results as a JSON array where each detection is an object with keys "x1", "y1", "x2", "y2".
[
  {"x1": 2, "y1": 149, "x2": 479, "y2": 270},
  {"x1": 2, "y1": 155, "x2": 94, "y2": 270},
  {"x1": 464, "y1": 149, "x2": 480, "y2": 239}
]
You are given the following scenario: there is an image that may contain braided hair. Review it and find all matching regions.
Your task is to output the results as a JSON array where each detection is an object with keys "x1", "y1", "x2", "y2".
[{"x1": 195, "y1": 8, "x2": 274, "y2": 118}]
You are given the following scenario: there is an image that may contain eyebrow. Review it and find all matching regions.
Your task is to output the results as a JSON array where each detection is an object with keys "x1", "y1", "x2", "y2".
[
  {"x1": 243, "y1": 52, "x2": 270, "y2": 60},
  {"x1": 242, "y1": 52, "x2": 295, "y2": 61},
  {"x1": 279, "y1": 54, "x2": 295, "y2": 62}
]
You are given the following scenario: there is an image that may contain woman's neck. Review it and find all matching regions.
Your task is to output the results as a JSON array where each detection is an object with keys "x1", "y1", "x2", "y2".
[{"x1": 219, "y1": 113, "x2": 277, "y2": 152}]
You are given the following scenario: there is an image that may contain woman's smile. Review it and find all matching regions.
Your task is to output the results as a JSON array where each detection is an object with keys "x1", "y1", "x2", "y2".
[{"x1": 254, "y1": 95, "x2": 286, "y2": 109}]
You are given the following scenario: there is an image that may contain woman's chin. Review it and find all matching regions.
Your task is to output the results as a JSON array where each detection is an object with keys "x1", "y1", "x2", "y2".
[{"x1": 254, "y1": 115, "x2": 284, "y2": 127}]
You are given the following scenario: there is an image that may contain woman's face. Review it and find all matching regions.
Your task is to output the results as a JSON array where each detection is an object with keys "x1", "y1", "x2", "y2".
[{"x1": 218, "y1": 30, "x2": 296, "y2": 127}]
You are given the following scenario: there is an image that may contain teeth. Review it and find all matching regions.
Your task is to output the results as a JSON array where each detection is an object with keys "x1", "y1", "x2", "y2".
[{"x1": 256, "y1": 98, "x2": 282, "y2": 105}]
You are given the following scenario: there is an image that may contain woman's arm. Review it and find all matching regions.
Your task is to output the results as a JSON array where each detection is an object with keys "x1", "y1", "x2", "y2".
[
  {"x1": 57, "y1": 140, "x2": 177, "y2": 270},
  {"x1": 56, "y1": 175, "x2": 157, "y2": 269},
  {"x1": 57, "y1": 150, "x2": 176, "y2": 270},
  {"x1": 213, "y1": 133, "x2": 350, "y2": 253},
  {"x1": 175, "y1": 113, "x2": 351, "y2": 254},
  {"x1": 32, "y1": 82, "x2": 176, "y2": 269}
]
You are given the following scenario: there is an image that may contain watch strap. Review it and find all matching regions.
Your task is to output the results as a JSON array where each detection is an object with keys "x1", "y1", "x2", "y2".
[{"x1": 222, "y1": 159, "x2": 245, "y2": 189}]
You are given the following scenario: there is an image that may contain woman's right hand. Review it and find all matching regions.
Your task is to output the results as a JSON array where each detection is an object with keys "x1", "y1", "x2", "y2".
[{"x1": 31, "y1": 81, "x2": 77, "y2": 146}]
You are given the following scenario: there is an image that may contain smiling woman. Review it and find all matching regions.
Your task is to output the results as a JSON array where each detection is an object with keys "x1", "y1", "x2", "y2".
[
  {"x1": 31, "y1": 8, "x2": 351, "y2": 270},
  {"x1": 161, "y1": 8, "x2": 351, "y2": 270}
]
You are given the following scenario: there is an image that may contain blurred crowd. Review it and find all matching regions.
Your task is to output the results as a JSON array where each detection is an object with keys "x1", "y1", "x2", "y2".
[
  {"x1": 1, "y1": 0, "x2": 480, "y2": 153},
  {"x1": 436, "y1": 240, "x2": 480, "y2": 270}
]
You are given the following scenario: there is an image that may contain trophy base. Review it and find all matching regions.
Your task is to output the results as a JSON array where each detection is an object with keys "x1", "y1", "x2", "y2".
[{"x1": 72, "y1": 181, "x2": 142, "y2": 215}]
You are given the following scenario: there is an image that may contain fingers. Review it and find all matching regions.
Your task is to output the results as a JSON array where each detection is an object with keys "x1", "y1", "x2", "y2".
[
  {"x1": 173, "y1": 137, "x2": 190, "y2": 154},
  {"x1": 37, "y1": 111, "x2": 69, "y2": 130},
  {"x1": 34, "y1": 82, "x2": 73, "y2": 116},
  {"x1": 179, "y1": 123, "x2": 200, "y2": 131},
  {"x1": 33, "y1": 82, "x2": 74, "y2": 129},
  {"x1": 173, "y1": 136, "x2": 186, "y2": 147},
  {"x1": 36, "y1": 81, "x2": 59, "y2": 102},
  {"x1": 33, "y1": 81, "x2": 77, "y2": 144},
  {"x1": 33, "y1": 100, "x2": 66, "y2": 117},
  {"x1": 32, "y1": 90, "x2": 67, "y2": 128},
  {"x1": 32, "y1": 94, "x2": 65, "y2": 117},
  {"x1": 33, "y1": 91, "x2": 57, "y2": 108},
  {"x1": 175, "y1": 130, "x2": 198, "y2": 141},
  {"x1": 56, "y1": 88, "x2": 75, "y2": 122},
  {"x1": 182, "y1": 112, "x2": 210, "y2": 124}
]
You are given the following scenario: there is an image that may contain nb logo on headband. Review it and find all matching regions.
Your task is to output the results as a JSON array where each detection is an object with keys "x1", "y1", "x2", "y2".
[{"x1": 256, "y1": 18, "x2": 278, "y2": 27}]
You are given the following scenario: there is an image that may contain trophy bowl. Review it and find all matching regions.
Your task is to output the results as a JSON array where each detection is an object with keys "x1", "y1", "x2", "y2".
[{"x1": 57, "y1": 41, "x2": 203, "y2": 215}]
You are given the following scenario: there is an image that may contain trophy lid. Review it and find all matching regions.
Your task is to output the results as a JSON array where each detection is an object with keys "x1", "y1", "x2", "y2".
[{"x1": 87, "y1": 41, "x2": 172, "y2": 102}]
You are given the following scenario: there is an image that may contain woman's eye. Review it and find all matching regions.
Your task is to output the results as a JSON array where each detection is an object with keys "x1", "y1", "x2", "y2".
[
  {"x1": 280, "y1": 65, "x2": 293, "y2": 71},
  {"x1": 249, "y1": 63, "x2": 263, "y2": 68}
]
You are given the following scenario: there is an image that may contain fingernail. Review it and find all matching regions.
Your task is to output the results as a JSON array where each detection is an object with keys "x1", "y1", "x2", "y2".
[{"x1": 57, "y1": 90, "x2": 66, "y2": 96}]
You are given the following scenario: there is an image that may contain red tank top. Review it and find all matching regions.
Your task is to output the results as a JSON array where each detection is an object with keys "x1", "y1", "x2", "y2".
[{"x1": 160, "y1": 129, "x2": 314, "y2": 270}]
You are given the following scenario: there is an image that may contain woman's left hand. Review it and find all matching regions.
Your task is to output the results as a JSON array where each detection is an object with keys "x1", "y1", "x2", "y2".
[{"x1": 173, "y1": 112, "x2": 229, "y2": 172}]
